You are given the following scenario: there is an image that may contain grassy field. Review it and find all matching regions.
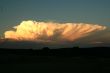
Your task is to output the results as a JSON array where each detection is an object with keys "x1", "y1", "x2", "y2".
[
  {"x1": 0, "y1": 56, "x2": 110, "y2": 73},
  {"x1": 0, "y1": 47, "x2": 110, "y2": 73}
]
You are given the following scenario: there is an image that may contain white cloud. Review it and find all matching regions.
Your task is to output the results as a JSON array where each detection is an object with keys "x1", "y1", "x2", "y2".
[{"x1": 4, "y1": 20, "x2": 106, "y2": 43}]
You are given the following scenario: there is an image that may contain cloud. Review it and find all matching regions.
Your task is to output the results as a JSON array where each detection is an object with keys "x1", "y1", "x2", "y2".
[{"x1": 4, "y1": 20, "x2": 106, "y2": 43}]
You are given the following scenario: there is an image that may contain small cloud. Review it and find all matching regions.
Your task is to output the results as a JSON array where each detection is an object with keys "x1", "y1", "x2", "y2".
[{"x1": 91, "y1": 41, "x2": 104, "y2": 44}]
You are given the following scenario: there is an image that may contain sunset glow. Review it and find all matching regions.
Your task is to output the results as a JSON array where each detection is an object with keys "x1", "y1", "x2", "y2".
[{"x1": 4, "y1": 20, "x2": 106, "y2": 42}]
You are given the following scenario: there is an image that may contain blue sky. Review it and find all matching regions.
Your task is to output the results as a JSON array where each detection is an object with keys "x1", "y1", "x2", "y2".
[{"x1": 0, "y1": 0, "x2": 110, "y2": 37}]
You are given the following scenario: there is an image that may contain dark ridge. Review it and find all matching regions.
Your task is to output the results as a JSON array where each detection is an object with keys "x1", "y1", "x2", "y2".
[
  {"x1": 0, "y1": 46, "x2": 79, "y2": 57},
  {"x1": 0, "y1": 47, "x2": 110, "y2": 57},
  {"x1": 0, "y1": 46, "x2": 110, "y2": 63}
]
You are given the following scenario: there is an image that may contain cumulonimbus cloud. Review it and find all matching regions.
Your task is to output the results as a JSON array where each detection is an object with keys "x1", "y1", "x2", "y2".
[{"x1": 4, "y1": 20, "x2": 106, "y2": 42}]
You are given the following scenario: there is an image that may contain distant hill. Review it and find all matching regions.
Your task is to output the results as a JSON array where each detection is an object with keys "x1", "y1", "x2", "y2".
[
  {"x1": 0, "y1": 47, "x2": 110, "y2": 64},
  {"x1": 0, "y1": 47, "x2": 110, "y2": 57}
]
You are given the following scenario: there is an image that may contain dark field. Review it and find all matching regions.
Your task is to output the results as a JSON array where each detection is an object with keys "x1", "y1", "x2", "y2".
[{"x1": 0, "y1": 47, "x2": 110, "y2": 73}]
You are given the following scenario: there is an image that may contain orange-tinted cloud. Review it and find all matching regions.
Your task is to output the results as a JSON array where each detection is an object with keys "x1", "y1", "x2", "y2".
[{"x1": 4, "y1": 20, "x2": 106, "y2": 42}]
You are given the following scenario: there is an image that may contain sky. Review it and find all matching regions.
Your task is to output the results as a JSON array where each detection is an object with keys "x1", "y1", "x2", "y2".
[{"x1": 0, "y1": 0, "x2": 110, "y2": 48}]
